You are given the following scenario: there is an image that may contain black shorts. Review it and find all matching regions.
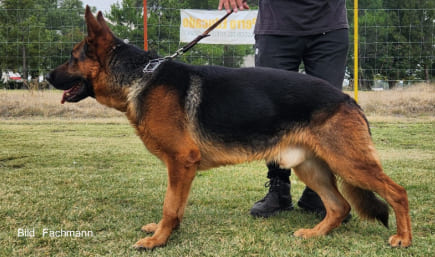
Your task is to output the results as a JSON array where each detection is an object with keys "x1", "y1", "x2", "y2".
[{"x1": 255, "y1": 29, "x2": 349, "y2": 89}]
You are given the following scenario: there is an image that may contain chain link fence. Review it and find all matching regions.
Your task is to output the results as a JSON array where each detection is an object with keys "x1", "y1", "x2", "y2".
[{"x1": 0, "y1": 6, "x2": 434, "y2": 89}]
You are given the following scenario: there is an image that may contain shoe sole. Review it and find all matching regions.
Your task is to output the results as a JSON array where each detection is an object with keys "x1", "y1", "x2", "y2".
[{"x1": 250, "y1": 206, "x2": 294, "y2": 218}]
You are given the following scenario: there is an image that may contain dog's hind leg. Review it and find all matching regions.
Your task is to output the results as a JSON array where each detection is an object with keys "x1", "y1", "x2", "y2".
[
  {"x1": 312, "y1": 106, "x2": 412, "y2": 247},
  {"x1": 134, "y1": 147, "x2": 200, "y2": 250},
  {"x1": 292, "y1": 158, "x2": 351, "y2": 238},
  {"x1": 325, "y1": 151, "x2": 412, "y2": 247}
]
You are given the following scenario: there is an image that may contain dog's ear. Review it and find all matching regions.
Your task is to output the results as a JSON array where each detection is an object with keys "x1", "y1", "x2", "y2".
[
  {"x1": 85, "y1": 6, "x2": 113, "y2": 42},
  {"x1": 85, "y1": 5, "x2": 101, "y2": 40},
  {"x1": 84, "y1": 6, "x2": 114, "y2": 59},
  {"x1": 96, "y1": 11, "x2": 112, "y2": 34}
]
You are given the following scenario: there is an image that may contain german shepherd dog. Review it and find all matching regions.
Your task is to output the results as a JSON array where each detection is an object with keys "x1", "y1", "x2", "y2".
[{"x1": 46, "y1": 7, "x2": 412, "y2": 249}]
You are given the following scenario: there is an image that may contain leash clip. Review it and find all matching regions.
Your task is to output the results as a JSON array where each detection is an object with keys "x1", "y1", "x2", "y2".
[
  {"x1": 167, "y1": 47, "x2": 185, "y2": 59},
  {"x1": 143, "y1": 58, "x2": 168, "y2": 73}
]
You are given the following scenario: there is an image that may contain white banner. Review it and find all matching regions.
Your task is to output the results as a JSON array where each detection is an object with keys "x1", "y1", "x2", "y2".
[{"x1": 180, "y1": 9, "x2": 258, "y2": 45}]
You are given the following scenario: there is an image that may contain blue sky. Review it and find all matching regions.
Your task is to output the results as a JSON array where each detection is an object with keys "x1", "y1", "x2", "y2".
[{"x1": 82, "y1": 0, "x2": 120, "y2": 12}]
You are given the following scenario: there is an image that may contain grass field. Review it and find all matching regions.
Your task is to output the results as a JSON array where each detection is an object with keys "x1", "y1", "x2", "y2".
[{"x1": 0, "y1": 87, "x2": 434, "y2": 256}]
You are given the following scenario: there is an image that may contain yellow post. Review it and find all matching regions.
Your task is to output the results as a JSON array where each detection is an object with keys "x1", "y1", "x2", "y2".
[{"x1": 354, "y1": 0, "x2": 359, "y2": 102}]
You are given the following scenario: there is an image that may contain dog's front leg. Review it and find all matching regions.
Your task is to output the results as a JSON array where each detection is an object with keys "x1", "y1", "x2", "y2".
[{"x1": 133, "y1": 149, "x2": 199, "y2": 250}]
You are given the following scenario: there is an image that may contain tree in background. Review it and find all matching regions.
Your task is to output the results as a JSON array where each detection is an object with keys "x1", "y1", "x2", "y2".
[
  {"x1": 347, "y1": 0, "x2": 434, "y2": 89},
  {"x1": 45, "y1": 0, "x2": 87, "y2": 70},
  {"x1": 383, "y1": 0, "x2": 435, "y2": 85},
  {"x1": 105, "y1": 0, "x2": 144, "y2": 47},
  {"x1": 0, "y1": 0, "x2": 87, "y2": 88},
  {"x1": 0, "y1": 0, "x2": 432, "y2": 88},
  {"x1": 347, "y1": 0, "x2": 391, "y2": 89},
  {"x1": 0, "y1": 0, "x2": 54, "y2": 84}
]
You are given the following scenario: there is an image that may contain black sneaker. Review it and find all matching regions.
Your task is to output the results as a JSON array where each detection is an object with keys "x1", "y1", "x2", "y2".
[
  {"x1": 298, "y1": 187, "x2": 352, "y2": 223},
  {"x1": 250, "y1": 177, "x2": 293, "y2": 218}
]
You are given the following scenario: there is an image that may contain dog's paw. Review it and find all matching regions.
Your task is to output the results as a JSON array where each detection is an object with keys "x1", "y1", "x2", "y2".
[
  {"x1": 141, "y1": 223, "x2": 158, "y2": 234},
  {"x1": 388, "y1": 234, "x2": 412, "y2": 248},
  {"x1": 294, "y1": 228, "x2": 319, "y2": 239},
  {"x1": 133, "y1": 236, "x2": 165, "y2": 250}
]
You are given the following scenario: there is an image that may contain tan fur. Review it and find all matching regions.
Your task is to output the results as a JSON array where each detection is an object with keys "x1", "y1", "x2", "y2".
[
  {"x1": 127, "y1": 85, "x2": 200, "y2": 248},
  {"x1": 305, "y1": 104, "x2": 412, "y2": 246},
  {"x1": 293, "y1": 158, "x2": 350, "y2": 237}
]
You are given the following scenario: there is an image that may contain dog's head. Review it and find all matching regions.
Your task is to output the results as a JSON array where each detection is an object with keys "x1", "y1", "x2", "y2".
[{"x1": 46, "y1": 6, "x2": 128, "y2": 106}]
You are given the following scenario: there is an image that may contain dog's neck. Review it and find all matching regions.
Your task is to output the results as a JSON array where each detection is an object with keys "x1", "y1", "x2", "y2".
[
  {"x1": 92, "y1": 39, "x2": 157, "y2": 113},
  {"x1": 108, "y1": 39, "x2": 157, "y2": 86}
]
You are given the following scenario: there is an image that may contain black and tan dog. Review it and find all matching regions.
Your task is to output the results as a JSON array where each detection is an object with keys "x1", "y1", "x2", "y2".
[{"x1": 46, "y1": 7, "x2": 412, "y2": 249}]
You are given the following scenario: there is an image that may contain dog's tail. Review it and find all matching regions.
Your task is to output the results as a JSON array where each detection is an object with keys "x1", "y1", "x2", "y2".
[{"x1": 341, "y1": 181, "x2": 389, "y2": 227}]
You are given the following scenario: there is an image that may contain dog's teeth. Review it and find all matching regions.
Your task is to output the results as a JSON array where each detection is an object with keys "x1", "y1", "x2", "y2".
[{"x1": 66, "y1": 93, "x2": 70, "y2": 96}]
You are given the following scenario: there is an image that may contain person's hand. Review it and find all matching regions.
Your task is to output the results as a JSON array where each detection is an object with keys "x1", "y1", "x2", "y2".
[{"x1": 218, "y1": 0, "x2": 249, "y2": 13}]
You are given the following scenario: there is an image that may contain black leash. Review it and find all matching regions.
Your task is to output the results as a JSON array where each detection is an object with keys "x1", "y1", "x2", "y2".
[{"x1": 143, "y1": 11, "x2": 233, "y2": 73}]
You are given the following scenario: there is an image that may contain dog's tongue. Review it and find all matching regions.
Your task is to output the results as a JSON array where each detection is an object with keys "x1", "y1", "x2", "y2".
[
  {"x1": 61, "y1": 91, "x2": 68, "y2": 104},
  {"x1": 61, "y1": 87, "x2": 75, "y2": 104}
]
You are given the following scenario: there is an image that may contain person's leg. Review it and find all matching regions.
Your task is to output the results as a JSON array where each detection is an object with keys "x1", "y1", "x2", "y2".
[
  {"x1": 250, "y1": 162, "x2": 293, "y2": 217},
  {"x1": 254, "y1": 34, "x2": 303, "y2": 71},
  {"x1": 299, "y1": 28, "x2": 350, "y2": 220},
  {"x1": 303, "y1": 29, "x2": 349, "y2": 89},
  {"x1": 250, "y1": 35, "x2": 302, "y2": 217}
]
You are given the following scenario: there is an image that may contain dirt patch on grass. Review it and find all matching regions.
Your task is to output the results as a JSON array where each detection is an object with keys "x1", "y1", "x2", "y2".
[
  {"x1": 0, "y1": 83, "x2": 434, "y2": 119},
  {"x1": 351, "y1": 83, "x2": 435, "y2": 117},
  {"x1": 0, "y1": 90, "x2": 121, "y2": 119}
]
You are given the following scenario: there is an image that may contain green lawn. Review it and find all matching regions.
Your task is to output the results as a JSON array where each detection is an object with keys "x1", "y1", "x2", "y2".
[{"x1": 0, "y1": 119, "x2": 433, "y2": 256}]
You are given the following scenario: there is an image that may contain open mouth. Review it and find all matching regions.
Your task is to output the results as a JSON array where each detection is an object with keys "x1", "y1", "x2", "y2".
[{"x1": 61, "y1": 81, "x2": 85, "y2": 104}]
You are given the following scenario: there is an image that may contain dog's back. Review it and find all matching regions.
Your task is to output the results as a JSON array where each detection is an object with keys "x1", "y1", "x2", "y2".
[{"x1": 148, "y1": 61, "x2": 355, "y2": 146}]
